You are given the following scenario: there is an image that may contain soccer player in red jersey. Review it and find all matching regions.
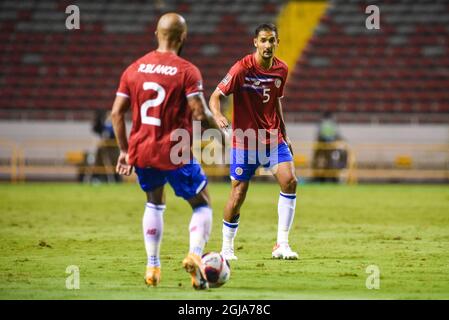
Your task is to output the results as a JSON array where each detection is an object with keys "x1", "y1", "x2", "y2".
[
  {"x1": 111, "y1": 13, "x2": 217, "y2": 289},
  {"x1": 209, "y1": 23, "x2": 299, "y2": 261}
]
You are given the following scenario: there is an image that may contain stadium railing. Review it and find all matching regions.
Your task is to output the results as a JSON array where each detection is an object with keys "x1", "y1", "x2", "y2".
[{"x1": 0, "y1": 139, "x2": 448, "y2": 183}]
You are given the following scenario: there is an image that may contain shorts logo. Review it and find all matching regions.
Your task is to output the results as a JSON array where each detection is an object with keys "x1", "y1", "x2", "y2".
[
  {"x1": 275, "y1": 78, "x2": 282, "y2": 88},
  {"x1": 235, "y1": 167, "x2": 243, "y2": 176}
]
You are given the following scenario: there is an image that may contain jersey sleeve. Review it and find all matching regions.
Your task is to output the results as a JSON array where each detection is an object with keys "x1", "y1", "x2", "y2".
[
  {"x1": 217, "y1": 61, "x2": 242, "y2": 96},
  {"x1": 184, "y1": 65, "x2": 204, "y2": 98},
  {"x1": 116, "y1": 67, "x2": 131, "y2": 98},
  {"x1": 279, "y1": 65, "x2": 289, "y2": 99}
]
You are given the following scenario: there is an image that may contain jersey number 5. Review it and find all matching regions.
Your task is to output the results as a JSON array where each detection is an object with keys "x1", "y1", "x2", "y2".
[
  {"x1": 263, "y1": 88, "x2": 271, "y2": 103},
  {"x1": 141, "y1": 82, "x2": 165, "y2": 126}
]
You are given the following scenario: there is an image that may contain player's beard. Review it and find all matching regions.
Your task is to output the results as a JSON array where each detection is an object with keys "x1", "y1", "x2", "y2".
[{"x1": 263, "y1": 50, "x2": 273, "y2": 59}]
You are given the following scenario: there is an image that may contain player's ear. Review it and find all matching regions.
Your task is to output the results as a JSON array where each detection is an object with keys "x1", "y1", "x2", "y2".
[{"x1": 253, "y1": 37, "x2": 257, "y2": 48}]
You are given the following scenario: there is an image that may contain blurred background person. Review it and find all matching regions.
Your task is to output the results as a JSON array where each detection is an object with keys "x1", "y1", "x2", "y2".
[
  {"x1": 91, "y1": 110, "x2": 122, "y2": 183},
  {"x1": 312, "y1": 111, "x2": 347, "y2": 183},
  {"x1": 317, "y1": 111, "x2": 342, "y2": 143}
]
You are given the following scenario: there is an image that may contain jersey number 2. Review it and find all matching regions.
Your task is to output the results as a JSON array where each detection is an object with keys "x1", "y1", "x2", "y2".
[{"x1": 141, "y1": 82, "x2": 165, "y2": 126}]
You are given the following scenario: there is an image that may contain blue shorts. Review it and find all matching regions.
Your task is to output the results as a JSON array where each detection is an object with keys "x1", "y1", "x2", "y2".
[
  {"x1": 135, "y1": 159, "x2": 208, "y2": 200},
  {"x1": 230, "y1": 142, "x2": 293, "y2": 181}
]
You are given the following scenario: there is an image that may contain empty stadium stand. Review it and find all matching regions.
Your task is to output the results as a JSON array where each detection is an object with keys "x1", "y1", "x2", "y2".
[
  {"x1": 0, "y1": 0, "x2": 284, "y2": 120},
  {"x1": 1, "y1": 0, "x2": 448, "y2": 123},
  {"x1": 283, "y1": 0, "x2": 449, "y2": 123}
]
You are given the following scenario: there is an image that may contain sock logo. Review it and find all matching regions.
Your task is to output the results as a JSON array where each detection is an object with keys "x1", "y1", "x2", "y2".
[{"x1": 146, "y1": 228, "x2": 158, "y2": 236}]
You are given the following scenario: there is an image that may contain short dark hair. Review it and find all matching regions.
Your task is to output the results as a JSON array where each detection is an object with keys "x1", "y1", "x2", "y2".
[{"x1": 254, "y1": 23, "x2": 277, "y2": 37}]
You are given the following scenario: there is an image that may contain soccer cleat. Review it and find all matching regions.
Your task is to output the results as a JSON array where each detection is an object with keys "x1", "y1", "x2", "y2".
[
  {"x1": 182, "y1": 253, "x2": 209, "y2": 290},
  {"x1": 272, "y1": 243, "x2": 299, "y2": 260},
  {"x1": 220, "y1": 249, "x2": 238, "y2": 261},
  {"x1": 144, "y1": 266, "x2": 161, "y2": 286}
]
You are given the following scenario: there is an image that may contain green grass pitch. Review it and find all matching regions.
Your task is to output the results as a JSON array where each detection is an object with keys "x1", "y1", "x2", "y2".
[{"x1": 0, "y1": 182, "x2": 448, "y2": 299}]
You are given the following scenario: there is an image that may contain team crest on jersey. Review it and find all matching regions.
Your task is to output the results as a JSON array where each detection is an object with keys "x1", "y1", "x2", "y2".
[
  {"x1": 221, "y1": 73, "x2": 232, "y2": 85},
  {"x1": 235, "y1": 167, "x2": 243, "y2": 176},
  {"x1": 197, "y1": 80, "x2": 203, "y2": 90},
  {"x1": 275, "y1": 78, "x2": 282, "y2": 88}
]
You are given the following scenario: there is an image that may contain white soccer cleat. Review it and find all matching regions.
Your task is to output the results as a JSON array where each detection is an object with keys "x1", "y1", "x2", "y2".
[
  {"x1": 272, "y1": 243, "x2": 299, "y2": 260},
  {"x1": 221, "y1": 249, "x2": 238, "y2": 261}
]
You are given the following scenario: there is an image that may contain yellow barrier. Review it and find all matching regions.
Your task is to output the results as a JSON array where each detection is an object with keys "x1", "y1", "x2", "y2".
[
  {"x1": 0, "y1": 138, "x2": 448, "y2": 183},
  {"x1": 0, "y1": 139, "x2": 19, "y2": 183},
  {"x1": 276, "y1": 1, "x2": 328, "y2": 74}
]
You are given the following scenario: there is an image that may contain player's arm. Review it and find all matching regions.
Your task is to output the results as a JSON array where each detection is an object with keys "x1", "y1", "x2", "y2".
[
  {"x1": 188, "y1": 93, "x2": 220, "y2": 130},
  {"x1": 188, "y1": 93, "x2": 228, "y2": 145},
  {"x1": 111, "y1": 95, "x2": 133, "y2": 176},
  {"x1": 188, "y1": 93, "x2": 215, "y2": 127},
  {"x1": 275, "y1": 97, "x2": 294, "y2": 155},
  {"x1": 209, "y1": 88, "x2": 230, "y2": 129}
]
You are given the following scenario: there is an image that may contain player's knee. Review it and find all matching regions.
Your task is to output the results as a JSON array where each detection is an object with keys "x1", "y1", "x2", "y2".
[
  {"x1": 232, "y1": 188, "x2": 246, "y2": 204},
  {"x1": 188, "y1": 191, "x2": 210, "y2": 209},
  {"x1": 283, "y1": 176, "x2": 297, "y2": 194},
  {"x1": 231, "y1": 182, "x2": 248, "y2": 205}
]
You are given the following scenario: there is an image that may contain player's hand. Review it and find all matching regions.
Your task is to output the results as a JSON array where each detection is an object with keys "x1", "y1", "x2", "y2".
[
  {"x1": 285, "y1": 136, "x2": 294, "y2": 156},
  {"x1": 213, "y1": 113, "x2": 229, "y2": 129},
  {"x1": 116, "y1": 151, "x2": 133, "y2": 176}
]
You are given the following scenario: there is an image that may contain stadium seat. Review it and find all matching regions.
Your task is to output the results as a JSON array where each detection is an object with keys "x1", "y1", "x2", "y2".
[
  {"x1": 284, "y1": 0, "x2": 449, "y2": 121},
  {"x1": 1, "y1": 0, "x2": 448, "y2": 122},
  {"x1": 0, "y1": 0, "x2": 284, "y2": 119}
]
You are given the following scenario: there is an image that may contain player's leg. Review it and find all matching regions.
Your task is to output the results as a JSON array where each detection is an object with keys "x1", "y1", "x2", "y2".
[
  {"x1": 167, "y1": 161, "x2": 210, "y2": 289},
  {"x1": 221, "y1": 179, "x2": 250, "y2": 260},
  {"x1": 222, "y1": 146, "x2": 257, "y2": 260},
  {"x1": 135, "y1": 167, "x2": 168, "y2": 286},
  {"x1": 182, "y1": 188, "x2": 212, "y2": 290},
  {"x1": 270, "y1": 143, "x2": 299, "y2": 260},
  {"x1": 186, "y1": 188, "x2": 212, "y2": 259}
]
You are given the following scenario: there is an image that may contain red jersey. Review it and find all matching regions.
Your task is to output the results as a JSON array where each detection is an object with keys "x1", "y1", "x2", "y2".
[
  {"x1": 217, "y1": 53, "x2": 288, "y2": 149},
  {"x1": 117, "y1": 50, "x2": 203, "y2": 170}
]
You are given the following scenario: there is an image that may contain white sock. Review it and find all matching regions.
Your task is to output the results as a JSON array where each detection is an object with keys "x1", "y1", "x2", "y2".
[
  {"x1": 222, "y1": 220, "x2": 239, "y2": 253},
  {"x1": 142, "y1": 202, "x2": 165, "y2": 267},
  {"x1": 277, "y1": 192, "x2": 296, "y2": 245},
  {"x1": 189, "y1": 205, "x2": 212, "y2": 257}
]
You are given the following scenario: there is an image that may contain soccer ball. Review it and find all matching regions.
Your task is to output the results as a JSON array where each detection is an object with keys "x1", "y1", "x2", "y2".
[{"x1": 201, "y1": 252, "x2": 231, "y2": 288}]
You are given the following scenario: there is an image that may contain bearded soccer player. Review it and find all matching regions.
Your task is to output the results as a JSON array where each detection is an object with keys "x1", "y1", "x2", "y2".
[
  {"x1": 209, "y1": 23, "x2": 299, "y2": 261},
  {"x1": 111, "y1": 13, "x2": 218, "y2": 290}
]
